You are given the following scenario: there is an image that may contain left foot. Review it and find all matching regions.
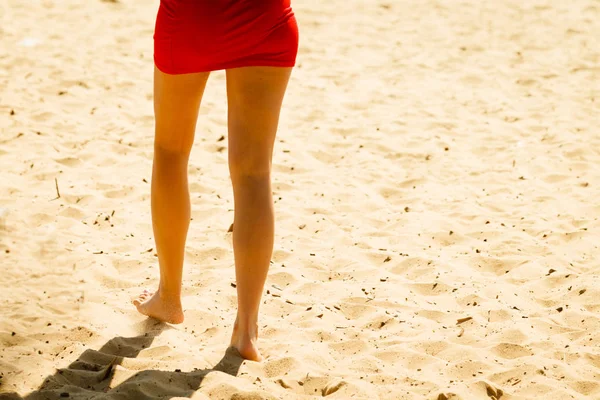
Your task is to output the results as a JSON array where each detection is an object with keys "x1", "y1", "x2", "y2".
[
  {"x1": 133, "y1": 289, "x2": 184, "y2": 324},
  {"x1": 230, "y1": 319, "x2": 262, "y2": 361}
]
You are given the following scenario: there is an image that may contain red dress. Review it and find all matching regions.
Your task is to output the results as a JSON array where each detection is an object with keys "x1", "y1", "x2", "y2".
[{"x1": 154, "y1": 0, "x2": 299, "y2": 74}]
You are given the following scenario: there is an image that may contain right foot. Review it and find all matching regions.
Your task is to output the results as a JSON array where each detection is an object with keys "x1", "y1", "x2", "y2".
[
  {"x1": 133, "y1": 289, "x2": 184, "y2": 324},
  {"x1": 230, "y1": 320, "x2": 262, "y2": 361}
]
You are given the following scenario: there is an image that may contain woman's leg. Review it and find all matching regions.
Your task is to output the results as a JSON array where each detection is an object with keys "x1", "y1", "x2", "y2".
[
  {"x1": 133, "y1": 66, "x2": 210, "y2": 324},
  {"x1": 226, "y1": 66, "x2": 293, "y2": 361}
]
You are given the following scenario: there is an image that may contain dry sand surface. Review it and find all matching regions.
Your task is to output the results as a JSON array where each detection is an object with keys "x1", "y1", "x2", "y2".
[{"x1": 1, "y1": 0, "x2": 600, "y2": 399}]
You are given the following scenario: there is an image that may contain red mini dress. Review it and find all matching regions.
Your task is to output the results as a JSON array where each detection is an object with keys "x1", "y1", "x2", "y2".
[{"x1": 154, "y1": 0, "x2": 299, "y2": 74}]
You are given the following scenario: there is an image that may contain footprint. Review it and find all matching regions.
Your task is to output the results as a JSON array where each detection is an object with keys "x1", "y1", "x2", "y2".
[
  {"x1": 263, "y1": 357, "x2": 300, "y2": 378},
  {"x1": 55, "y1": 157, "x2": 82, "y2": 167},
  {"x1": 410, "y1": 340, "x2": 450, "y2": 357},
  {"x1": 373, "y1": 350, "x2": 404, "y2": 363},
  {"x1": 104, "y1": 186, "x2": 135, "y2": 199},
  {"x1": 473, "y1": 381, "x2": 504, "y2": 399},
  {"x1": 58, "y1": 206, "x2": 86, "y2": 220},
  {"x1": 138, "y1": 345, "x2": 173, "y2": 358},
  {"x1": 406, "y1": 282, "x2": 453, "y2": 296},
  {"x1": 568, "y1": 380, "x2": 600, "y2": 397},
  {"x1": 301, "y1": 375, "x2": 348, "y2": 397},
  {"x1": 414, "y1": 309, "x2": 447, "y2": 323},
  {"x1": 485, "y1": 383, "x2": 504, "y2": 399},
  {"x1": 328, "y1": 339, "x2": 369, "y2": 356},
  {"x1": 268, "y1": 271, "x2": 297, "y2": 288},
  {"x1": 338, "y1": 302, "x2": 376, "y2": 320},
  {"x1": 437, "y1": 393, "x2": 461, "y2": 400},
  {"x1": 390, "y1": 256, "x2": 436, "y2": 279},
  {"x1": 322, "y1": 378, "x2": 348, "y2": 396},
  {"x1": 230, "y1": 390, "x2": 278, "y2": 400},
  {"x1": 491, "y1": 343, "x2": 532, "y2": 359}
]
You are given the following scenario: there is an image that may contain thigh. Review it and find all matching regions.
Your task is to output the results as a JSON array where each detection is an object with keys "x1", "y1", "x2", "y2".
[
  {"x1": 154, "y1": 66, "x2": 210, "y2": 155},
  {"x1": 225, "y1": 67, "x2": 293, "y2": 173}
]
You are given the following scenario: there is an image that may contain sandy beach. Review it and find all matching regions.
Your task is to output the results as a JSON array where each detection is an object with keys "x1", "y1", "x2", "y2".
[{"x1": 1, "y1": 0, "x2": 599, "y2": 398}]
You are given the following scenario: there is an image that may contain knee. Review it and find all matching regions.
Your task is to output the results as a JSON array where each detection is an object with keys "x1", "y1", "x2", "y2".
[
  {"x1": 228, "y1": 150, "x2": 271, "y2": 181},
  {"x1": 154, "y1": 129, "x2": 194, "y2": 160},
  {"x1": 153, "y1": 142, "x2": 190, "y2": 169}
]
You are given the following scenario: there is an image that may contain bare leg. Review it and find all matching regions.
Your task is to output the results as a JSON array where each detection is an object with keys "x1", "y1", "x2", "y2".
[
  {"x1": 226, "y1": 66, "x2": 293, "y2": 361},
  {"x1": 133, "y1": 66, "x2": 209, "y2": 324}
]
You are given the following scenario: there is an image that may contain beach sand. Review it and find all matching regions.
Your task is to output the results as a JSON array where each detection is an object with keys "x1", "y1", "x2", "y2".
[{"x1": 1, "y1": 0, "x2": 599, "y2": 398}]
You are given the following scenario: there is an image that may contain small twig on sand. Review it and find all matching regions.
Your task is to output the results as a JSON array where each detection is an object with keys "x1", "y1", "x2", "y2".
[{"x1": 52, "y1": 178, "x2": 61, "y2": 200}]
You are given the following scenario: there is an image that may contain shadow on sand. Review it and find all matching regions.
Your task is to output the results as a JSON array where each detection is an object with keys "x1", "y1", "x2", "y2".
[{"x1": 2, "y1": 320, "x2": 244, "y2": 400}]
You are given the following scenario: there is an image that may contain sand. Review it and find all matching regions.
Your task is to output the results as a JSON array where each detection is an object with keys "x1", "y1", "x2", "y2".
[{"x1": 1, "y1": 0, "x2": 599, "y2": 399}]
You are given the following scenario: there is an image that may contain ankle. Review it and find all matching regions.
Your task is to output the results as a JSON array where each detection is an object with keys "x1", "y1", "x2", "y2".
[
  {"x1": 234, "y1": 314, "x2": 258, "y2": 336},
  {"x1": 157, "y1": 287, "x2": 182, "y2": 304}
]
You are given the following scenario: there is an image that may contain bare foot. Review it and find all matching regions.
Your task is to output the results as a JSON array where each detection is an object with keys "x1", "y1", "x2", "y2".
[
  {"x1": 133, "y1": 289, "x2": 184, "y2": 324},
  {"x1": 230, "y1": 319, "x2": 262, "y2": 361}
]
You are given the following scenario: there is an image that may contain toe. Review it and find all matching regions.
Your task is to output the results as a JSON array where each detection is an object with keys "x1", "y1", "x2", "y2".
[{"x1": 133, "y1": 292, "x2": 152, "y2": 306}]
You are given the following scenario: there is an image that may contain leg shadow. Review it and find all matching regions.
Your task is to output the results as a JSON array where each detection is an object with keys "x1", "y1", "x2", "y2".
[{"x1": 3, "y1": 319, "x2": 243, "y2": 400}]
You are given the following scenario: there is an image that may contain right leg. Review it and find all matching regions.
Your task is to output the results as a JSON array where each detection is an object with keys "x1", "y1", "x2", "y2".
[
  {"x1": 133, "y1": 66, "x2": 209, "y2": 324},
  {"x1": 226, "y1": 66, "x2": 293, "y2": 361}
]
